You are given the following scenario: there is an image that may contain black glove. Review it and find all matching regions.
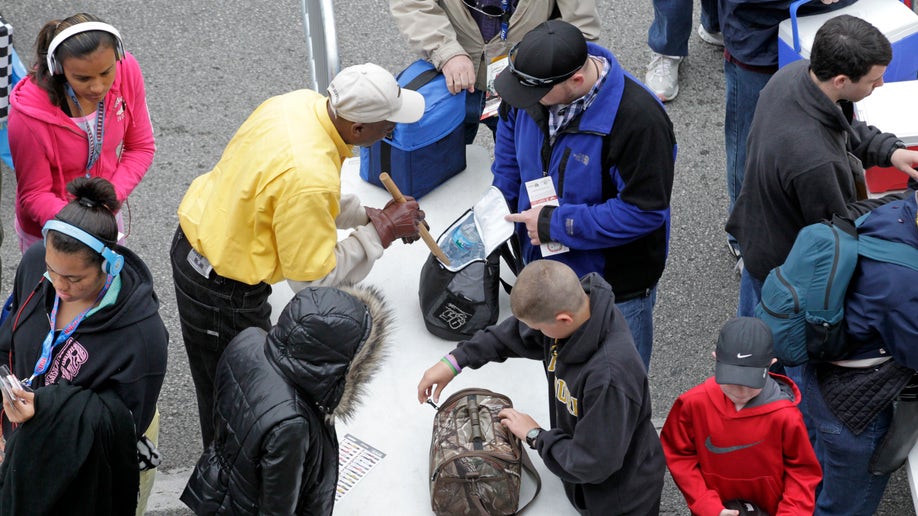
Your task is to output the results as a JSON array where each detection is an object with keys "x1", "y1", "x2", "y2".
[{"x1": 366, "y1": 199, "x2": 425, "y2": 248}]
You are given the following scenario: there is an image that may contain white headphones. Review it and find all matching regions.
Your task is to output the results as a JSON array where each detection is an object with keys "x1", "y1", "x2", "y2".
[
  {"x1": 42, "y1": 219, "x2": 124, "y2": 276},
  {"x1": 46, "y1": 21, "x2": 125, "y2": 75}
]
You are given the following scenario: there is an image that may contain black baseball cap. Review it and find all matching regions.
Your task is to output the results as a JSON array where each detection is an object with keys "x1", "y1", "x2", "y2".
[
  {"x1": 715, "y1": 317, "x2": 774, "y2": 389},
  {"x1": 494, "y1": 19, "x2": 588, "y2": 108}
]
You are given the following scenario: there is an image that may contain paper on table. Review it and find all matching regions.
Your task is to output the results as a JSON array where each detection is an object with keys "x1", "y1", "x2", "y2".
[{"x1": 336, "y1": 434, "x2": 386, "y2": 502}]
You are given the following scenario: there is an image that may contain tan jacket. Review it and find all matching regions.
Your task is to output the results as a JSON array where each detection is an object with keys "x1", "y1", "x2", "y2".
[{"x1": 390, "y1": 0, "x2": 600, "y2": 91}]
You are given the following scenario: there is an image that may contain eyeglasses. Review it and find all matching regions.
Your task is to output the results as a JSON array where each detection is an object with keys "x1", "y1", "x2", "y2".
[
  {"x1": 463, "y1": 0, "x2": 504, "y2": 18},
  {"x1": 506, "y1": 42, "x2": 581, "y2": 88}
]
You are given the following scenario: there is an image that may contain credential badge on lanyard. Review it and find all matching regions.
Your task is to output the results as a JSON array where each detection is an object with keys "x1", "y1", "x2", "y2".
[
  {"x1": 24, "y1": 274, "x2": 114, "y2": 387},
  {"x1": 65, "y1": 84, "x2": 106, "y2": 171},
  {"x1": 524, "y1": 177, "x2": 569, "y2": 257}
]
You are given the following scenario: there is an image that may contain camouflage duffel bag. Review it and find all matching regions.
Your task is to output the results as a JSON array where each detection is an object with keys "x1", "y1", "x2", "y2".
[{"x1": 429, "y1": 388, "x2": 541, "y2": 515}]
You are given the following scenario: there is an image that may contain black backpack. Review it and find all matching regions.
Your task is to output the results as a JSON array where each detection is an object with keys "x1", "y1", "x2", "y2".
[{"x1": 419, "y1": 188, "x2": 521, "y2": 341}]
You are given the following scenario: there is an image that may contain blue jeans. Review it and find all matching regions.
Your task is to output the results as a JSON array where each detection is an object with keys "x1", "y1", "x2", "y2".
[
  {"x1": 170, "y1": 226, "x2": 272, "y2": 446},
  {"x1": 616, "y1": 287, "x2": 657, "y2": 371},
  {"x1": 737, "y1": 269, "x2": 763, "y2": 317},
  {"x1": 724, "y1": 61, "x2": 772, "y2": 247},
  {"x1": 784, "y1": 364, "x2": 805, "y2": 392},
  {"x1": 648, "y1": 0, "x2": 719, "y2": 56},
  {"x1": 800, "y1": 364, "x2": 892, "y2": 515}
]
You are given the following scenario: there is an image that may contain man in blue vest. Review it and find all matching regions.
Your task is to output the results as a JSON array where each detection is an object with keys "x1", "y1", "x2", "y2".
[{"x1": 492, "y1": 20, "x2": 676, "y2": 370}]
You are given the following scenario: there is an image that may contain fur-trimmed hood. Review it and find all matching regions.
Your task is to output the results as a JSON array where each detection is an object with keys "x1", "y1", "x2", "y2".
[{"x1": 264, "y1": 285, "x2": 391, "y2": 423}]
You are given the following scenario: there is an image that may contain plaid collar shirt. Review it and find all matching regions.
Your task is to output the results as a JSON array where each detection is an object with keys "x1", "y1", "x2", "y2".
[{"x1": 547, "y1": 55, "x2": 610, "y2": 144}]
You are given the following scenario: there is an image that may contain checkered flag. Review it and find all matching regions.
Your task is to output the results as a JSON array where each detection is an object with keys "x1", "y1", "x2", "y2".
[{"x1": 0, "y1": 13, "x2": 12, "y2": 127}]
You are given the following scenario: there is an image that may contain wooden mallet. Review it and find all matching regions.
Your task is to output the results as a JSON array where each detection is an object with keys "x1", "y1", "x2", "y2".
[{"x1": 379, "y1": 172, "x2": 451, "y2": 266}]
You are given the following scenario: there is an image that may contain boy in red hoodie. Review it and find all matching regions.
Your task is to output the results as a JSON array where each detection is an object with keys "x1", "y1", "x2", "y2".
[{"x1": 661, "y1": 317, "x2": 821, "y2": 515}]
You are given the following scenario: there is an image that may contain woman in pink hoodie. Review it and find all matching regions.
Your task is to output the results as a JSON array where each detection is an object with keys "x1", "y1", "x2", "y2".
[{"x1": 8, "y1": 13, "x2": 155, "y2": 253}]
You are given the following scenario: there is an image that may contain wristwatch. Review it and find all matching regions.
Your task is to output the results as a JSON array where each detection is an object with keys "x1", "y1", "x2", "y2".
[
  {"x1": 887, "y1": 140, "x2": 907, "y2": 164},
  {"x1": 525, "y1": 427, "x2": 543, "y2": 450}
]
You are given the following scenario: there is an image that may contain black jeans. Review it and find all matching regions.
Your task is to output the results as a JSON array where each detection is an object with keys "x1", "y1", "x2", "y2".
[{"x1": 170, "y1": 226, "x2": 271, "y2": 446}]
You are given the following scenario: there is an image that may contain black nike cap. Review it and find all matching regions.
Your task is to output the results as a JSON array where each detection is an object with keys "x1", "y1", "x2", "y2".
[{"x1": 715, "y1": 317, "x2": 774, "y2": 389}]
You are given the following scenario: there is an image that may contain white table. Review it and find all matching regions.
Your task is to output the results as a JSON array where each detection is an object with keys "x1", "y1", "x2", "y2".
[{"x1": 268, "y1": 144, "x2": 579, "y2": 515}]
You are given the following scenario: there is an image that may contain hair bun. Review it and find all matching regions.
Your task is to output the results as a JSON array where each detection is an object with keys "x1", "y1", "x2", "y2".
[{"x1": 78, "y1": 197, "x2": 98, "y2": 209}]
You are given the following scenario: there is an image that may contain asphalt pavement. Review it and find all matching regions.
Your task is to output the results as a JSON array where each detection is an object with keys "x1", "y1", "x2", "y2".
[{"x1": 0, "y1": 0, "x2": 914, "y2": 514}]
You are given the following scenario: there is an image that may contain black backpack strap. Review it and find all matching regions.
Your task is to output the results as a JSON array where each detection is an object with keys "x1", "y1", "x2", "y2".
[
  {"x1": 379, "y1": 139, "x2": 391, "y2": 180},
  {"x1": 403, "y1": 68, "x2": 440, "y2": 91},
  {"x1": 497, "y1": 234, "x2": 524, "y2": 294},
  {"x1": 831, "y1": 213, "x2": 858, "y2": 239}
]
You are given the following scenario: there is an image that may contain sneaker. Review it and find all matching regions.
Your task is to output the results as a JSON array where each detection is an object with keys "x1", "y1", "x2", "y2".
[
  {"x1": 645, "y1": 53, "x2": 683, "y2": 102},
  {"x1": 734, "y1": 256, "x2": 745, "y2": 276},
  {"x1": 697, "y1": 24, "x2": 724, "y2": 47},
  {"x1": 727, "y1": 237, "x2": 741, "y2": 259}
]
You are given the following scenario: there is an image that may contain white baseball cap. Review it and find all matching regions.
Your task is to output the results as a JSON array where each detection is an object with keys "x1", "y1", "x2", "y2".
[{"x1": 327, "y1": 63, "x2": 425, "y2": 124}]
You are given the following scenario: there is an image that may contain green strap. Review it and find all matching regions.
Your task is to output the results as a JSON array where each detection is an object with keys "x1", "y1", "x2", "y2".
[
  {"x1": 858, "y1": 235, "x2": 918, "y2": 272},
  {"x1": 854, "y1": 210, "x2": 918, "y2": 271}
]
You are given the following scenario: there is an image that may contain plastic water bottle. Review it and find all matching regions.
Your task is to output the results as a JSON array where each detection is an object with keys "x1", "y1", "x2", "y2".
[{"x1": 447, "y1": 216, "x2": 485, "y2": 264}]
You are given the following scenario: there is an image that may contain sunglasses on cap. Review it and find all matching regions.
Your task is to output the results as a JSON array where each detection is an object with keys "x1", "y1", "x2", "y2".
[{"x1": 506, "y1": 42, "x2": 582, "y2": 88}]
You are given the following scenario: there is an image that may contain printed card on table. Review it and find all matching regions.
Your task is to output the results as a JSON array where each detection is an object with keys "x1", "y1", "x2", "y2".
[{"x1": 335, "y1": 434, "x2": 386, "y2": 501}]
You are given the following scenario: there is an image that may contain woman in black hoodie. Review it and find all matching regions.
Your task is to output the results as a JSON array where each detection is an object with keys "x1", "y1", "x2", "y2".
[{"x1": 0, "y1": 177, "x2": 168, "y2": 514}]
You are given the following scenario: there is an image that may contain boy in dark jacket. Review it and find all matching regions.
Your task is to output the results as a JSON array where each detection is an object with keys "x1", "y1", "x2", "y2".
[
  {"x1": 181, "y1": 285, "x2": 391, "y2": 515},
  {"x1": 661, "y1": 318, "x2": 821, "y2": 515},
  {"x1": 418, "y1": 260, "x2": 665, "y2": 515}
]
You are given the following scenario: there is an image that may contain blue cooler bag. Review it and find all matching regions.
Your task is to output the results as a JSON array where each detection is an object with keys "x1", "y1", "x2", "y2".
[{"x1": 359, "y1": 60, "x2": 466, "y2": 198}]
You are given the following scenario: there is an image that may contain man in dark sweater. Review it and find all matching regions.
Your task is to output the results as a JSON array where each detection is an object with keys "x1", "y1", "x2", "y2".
[
  {"x1": 726, "y1": 15, "x2": 918, "y2": 317},
  {"x1": 417, "y1": 260, "x2": 665, "y2": 515}
]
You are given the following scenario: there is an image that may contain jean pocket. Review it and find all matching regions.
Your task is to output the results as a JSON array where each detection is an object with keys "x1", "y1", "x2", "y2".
[
  {"x1": 174, "y1": 283, "x2": 223, "y2": 352},
  {"x1": 817, "y1": 418, "x2": 843, "y2": 436},
  {"x1": 230, "y1": 300, "x2": 271, "y2": 334}
]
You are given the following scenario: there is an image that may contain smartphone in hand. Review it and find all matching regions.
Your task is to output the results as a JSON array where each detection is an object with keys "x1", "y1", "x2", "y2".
[{"x1": 0, "y1": 366, "x2": 20, "y2": 404}]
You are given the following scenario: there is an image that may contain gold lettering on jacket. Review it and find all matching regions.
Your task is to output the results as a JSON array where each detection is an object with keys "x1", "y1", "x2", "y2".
[{"x1": 554, "y1": 378, "x2": 579, "y2": 417}]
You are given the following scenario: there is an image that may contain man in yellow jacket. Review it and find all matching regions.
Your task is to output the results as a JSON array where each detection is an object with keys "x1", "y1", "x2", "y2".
[{"x1": 171, "y1": 63, "x2": 426, "y2": 445}]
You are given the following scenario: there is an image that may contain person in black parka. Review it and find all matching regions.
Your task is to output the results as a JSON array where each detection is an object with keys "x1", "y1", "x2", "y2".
[{"x1": 181, "y1": 284, "x2": 391, "y2": 515}]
